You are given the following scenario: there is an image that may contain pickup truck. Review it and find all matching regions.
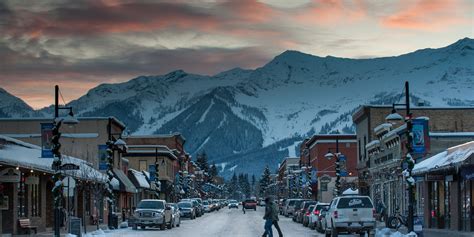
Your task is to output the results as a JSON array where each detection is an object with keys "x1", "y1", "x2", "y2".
[
  {"x1": 325, "y1": 195, "x2": 376, "y2": 237},
  {"x1": 133, "y1": 199, "x2": 173, "y2": 230}
]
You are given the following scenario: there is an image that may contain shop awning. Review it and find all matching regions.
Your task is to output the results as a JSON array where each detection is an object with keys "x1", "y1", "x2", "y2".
[
  {"x1": 128, "y1": 169, "x2": 150, "y2": 189},
  {"x1": 413, "y1": 141, "x2": 474, "y2": 175},
  {"x1": 113, "y1": 168, "x2": 137, "y2": 193}
]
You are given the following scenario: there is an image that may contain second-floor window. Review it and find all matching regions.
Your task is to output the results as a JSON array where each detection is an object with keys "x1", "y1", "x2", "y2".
[{"x1": 139, "y1": 160, "x2": 147, "y2": 171}]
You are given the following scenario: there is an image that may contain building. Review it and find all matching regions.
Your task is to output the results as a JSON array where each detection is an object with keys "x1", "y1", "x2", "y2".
[
  {"x1": 0, "y1": 117, "x2": 137, "y2": 227},
  {"x1": 124, "y1": 134, "x2": 189, "y2": 202},
  {"x1": 0, "y1": 135, "x2": 105, "y2": 235},
  {"x1": 352, "y1": 105, "x2": 474, "y2": 196},
  {"x1": 277, "y1": 157, "x2": 300, "y2": 199},
  {"x1": 302, "y1": 134, "x2": 358, "y2": 202},
  {"x1": 413, "y1": 141, "x2": 474, "y2": 232}
]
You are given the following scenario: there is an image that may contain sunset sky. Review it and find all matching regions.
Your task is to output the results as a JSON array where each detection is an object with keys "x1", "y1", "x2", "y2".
[{"x1": 1, "y1": 0, "x2": 473, "y2": 109}]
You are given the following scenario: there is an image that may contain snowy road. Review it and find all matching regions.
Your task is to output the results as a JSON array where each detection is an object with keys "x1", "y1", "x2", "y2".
[{"x1": 96, "y1": 207, "x2": 370, "y2": 237}]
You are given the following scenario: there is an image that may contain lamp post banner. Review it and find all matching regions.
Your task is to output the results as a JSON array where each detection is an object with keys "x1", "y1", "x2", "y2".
[
  {"x1": 98, "y1": 145, "x2": 108, "y2": 171},
  {"x1": 412, "y1": 119, "x2": 428, "y2": 154},
  {"x1": 149, "y1": 164, "x2": 156, "y2": 181},
  {"x1": 338, "y1": 154, "x2": 348, "y2": 177},
  {"x1": 41, "y1": 123, "x2": 54, "y2": 158},
  {"x1": 311, "y1": 168, "x2": 317, "y2": 184}
]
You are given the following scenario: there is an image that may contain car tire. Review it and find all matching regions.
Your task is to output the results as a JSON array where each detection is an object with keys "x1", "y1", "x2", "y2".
[
  {"x1": 177, "y1": 220, "x2": 180, "y2": 227},
  {"x1": 331, "y1": 225, "x2": 338, "y2": 237},
  {"x1": 140, "y1": 225, "x2": 146, "y2": 230},
  {"x1": 160, "y1": 223, "x2": 166, "y2": 230}
]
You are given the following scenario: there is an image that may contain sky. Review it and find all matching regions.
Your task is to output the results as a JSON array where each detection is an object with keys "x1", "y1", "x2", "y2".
[{"x1": 0, "y1": 0, "x2": 473, "y2": 109}]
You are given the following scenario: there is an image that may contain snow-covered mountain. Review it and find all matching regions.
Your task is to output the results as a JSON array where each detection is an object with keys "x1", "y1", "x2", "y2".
[
  {"x1": 1, "y1": 38, "x2": 473, "y2": 177},
  {"x1": 0, "y1": 88, "x2": 36, "y2": 117}
]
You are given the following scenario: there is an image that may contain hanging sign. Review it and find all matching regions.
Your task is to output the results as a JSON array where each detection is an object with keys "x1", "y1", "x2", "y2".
[
  {"x1": 98, "y1": 145, "x2": 108, "y2": 171},
  {"x1": 311, "y1": 168, "x2": 317, "y2": 184},
  {"x1": 338, "y1": 154, "x2": 348, "y2": 177},
  {"x1": 41, "y1": 123, "x2": 54, "y2": 158},
  {"x1": 25, "y1": 176, "x2": 39, "y2": 185},
  {"x1": 412, "y1": 119, "x2": 428, "y2": 154},
  {"x1": 0, "y1": 168, "x2": 21, "y2": 183}
]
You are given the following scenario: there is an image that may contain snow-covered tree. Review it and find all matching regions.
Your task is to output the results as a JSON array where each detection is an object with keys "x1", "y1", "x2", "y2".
[{"x1": 259, "y1": 166, "x2": 271, "y2": 197}]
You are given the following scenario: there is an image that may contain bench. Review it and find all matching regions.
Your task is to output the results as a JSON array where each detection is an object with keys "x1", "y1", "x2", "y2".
[{"x1": 18, "y1": 219, "x2": 37, "y2": 234}]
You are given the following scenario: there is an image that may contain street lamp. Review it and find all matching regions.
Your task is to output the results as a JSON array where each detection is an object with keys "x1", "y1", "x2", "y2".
[
  {"x1": 385, "y1": 81, "x2": 415, "y2": 233},
  {"x1": 324, "y1": 137, "x2": 343, "y2": 197},
  {"x1": 51, "y1": 85, "x2": 79, "y2": 237}
]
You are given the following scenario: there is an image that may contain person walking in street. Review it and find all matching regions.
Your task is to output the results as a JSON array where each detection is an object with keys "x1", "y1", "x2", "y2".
[
  {"x1": 242, "y1": 200, "x2": 246, "y2": 214},
  {"x1": 262, "y1": 197, "x2": 273, "y2": 237},
  {"x1": 271, "y1": 199, "x2": 283, "y2": 237}
]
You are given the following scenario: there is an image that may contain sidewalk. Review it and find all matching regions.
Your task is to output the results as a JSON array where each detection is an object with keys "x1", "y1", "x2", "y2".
[
  {"x1": 8, "y1": 224, "x2": 111, "y2": 237},
  {"x1": 376, "y1": 221, "x2": 474, "y2": 237}
]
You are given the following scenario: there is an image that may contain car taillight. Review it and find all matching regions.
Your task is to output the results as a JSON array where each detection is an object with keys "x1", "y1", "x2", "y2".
[
  {"x1": 334, "y1": 211, "x2": 338, "y2": 219},
  {"x1": 306, "y1": 211, "x2": 310, "y2": 216},
  {"x1": 314, "y1": 210, "x2": 320, "y2": 215}
]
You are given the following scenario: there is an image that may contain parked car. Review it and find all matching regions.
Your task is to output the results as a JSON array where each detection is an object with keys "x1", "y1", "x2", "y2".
[
  {"x1": 284, "y1": 199, "x2": 299, "y2": 217},
  {"x1": 324, "y1": 195, "x2": 376, "y2": 237},
  {"x1": 295, "y1": 200, "x2": 316, "y2": 223},
  {"x1": 228, "y1": 199, "x2": 239, "y2": 209},
  {"x1": 258, "y1": 198, "x2": 266, "y2": 206},
  {"x1": 178, "y1": 201, "x2": 196, "y2": 219},
  {"x1": 308, "y1": 202, "x2": 329, "y2": 230},
  {"x1": 303, "y1": 204, "x2": 315, "y2": 227},
  {"x1": 133, "y1": 199, "x2": 172, "y2": 230},
  {"x1": 192, "y1": 198, "x2": 204, "y2": 216},
  {"x1": 279, "y1": 199, "x2": 287, "y2": 215},
  {"x1": 316, "y1": 206, "x2": 329, "y2": 233},
  {"x1": 202, "y1": 200, "x2": 212, "y2": 212},
  {"x1": 168, "y1": 203, "x2": 181, "y2": 228},
  {"x1": 243, "y1": 199, "x2": 257, "y2": 211}
]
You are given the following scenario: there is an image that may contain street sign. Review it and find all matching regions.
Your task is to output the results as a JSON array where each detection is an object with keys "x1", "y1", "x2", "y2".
[{"x1": 60, "y1": 163, "x2": 80, "y2": 171}]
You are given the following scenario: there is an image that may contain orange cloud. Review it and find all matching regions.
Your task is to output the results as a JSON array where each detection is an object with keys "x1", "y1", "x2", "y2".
[
  {"x1": 382, "y1": 0, "x2": 468, "y2": 31},
  {"x1": 295, "y1": 0, "x2": 367, "y2": 25}
]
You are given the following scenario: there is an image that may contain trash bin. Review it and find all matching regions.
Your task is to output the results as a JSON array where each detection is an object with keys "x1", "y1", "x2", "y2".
[{"x1": 110, "y1": 213, "x2": 119, "y2": 229}]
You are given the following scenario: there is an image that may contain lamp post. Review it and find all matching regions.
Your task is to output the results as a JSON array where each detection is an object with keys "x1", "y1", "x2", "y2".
[
  {"x1": 324, "y1": 138, "x2": 342, "y2": 197},
  {"x1": 385, "y1": 81, "x2": 415, "y2": 233},
  {"x1": 51, "y1": 85, "x2": 79, "y2": 237}
]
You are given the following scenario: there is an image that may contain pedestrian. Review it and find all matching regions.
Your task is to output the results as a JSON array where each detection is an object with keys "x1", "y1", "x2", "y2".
[
  {"x1": 271, "y1": 199, "x2": 283, "y2": 237},
  {"x1": 262, "y1": 197, "x2": 273, "y2": 237},
  {"x1": 242, "y1": 200, "x2": 246, "y2": 214}
]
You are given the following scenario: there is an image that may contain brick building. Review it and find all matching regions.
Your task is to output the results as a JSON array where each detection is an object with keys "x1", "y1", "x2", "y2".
[{"x1": 301, "y1": 134, "x2": 357, "y2": 202}]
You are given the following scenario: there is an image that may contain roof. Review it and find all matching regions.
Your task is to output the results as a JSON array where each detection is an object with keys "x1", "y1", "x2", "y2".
[
  {"x1": 128, "y1": 169, "x2": 150, "y2": 189},
  {"x1": 429, "y1": 132, "x2": 474, "y2": 137},
  {"x1": 0, "y1": 135, "x2": 106, "y2": 183},
  {"x1": 413, "y1": 141, "x2": 474, "y2": 175},
  {"x1": 113, "y1": 168, "x2": 137, "y2": 193},
  {"x1": 125, "y1": 132, "x2": 186, "y2": 143}
]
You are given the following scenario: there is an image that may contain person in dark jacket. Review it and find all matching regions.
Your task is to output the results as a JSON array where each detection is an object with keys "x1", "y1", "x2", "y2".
[
  {"x1": 262, "y1": 197, "x2": 273, "y2": 237},
  {"x1": 271, "y1": 199, "x2": 283, "y2": 237}
]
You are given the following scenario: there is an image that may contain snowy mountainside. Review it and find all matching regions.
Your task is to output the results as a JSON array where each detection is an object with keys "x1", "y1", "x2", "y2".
[
  {"x1": 0, "y1": 88, "x2": 36, "y2": 117},
  {"x1": 0, "y1": 38, "x2": 473, "y2": 177}
]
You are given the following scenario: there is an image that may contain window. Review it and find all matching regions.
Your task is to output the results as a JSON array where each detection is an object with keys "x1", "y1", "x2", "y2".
[
  {"x1": 139, "y1": 160, "x2": 147, "y2": 171},
  {"x1": 321, "y1": 182, "x2": 328, "y2": 191},
  {"x1": 30, "y1": 182, "x2": 41, "y2": 216},
  {"x1": 363, "y1": 136, "x2": 367, "y2": 161}
]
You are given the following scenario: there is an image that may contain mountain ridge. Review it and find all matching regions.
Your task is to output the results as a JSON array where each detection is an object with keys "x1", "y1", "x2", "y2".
[{"x1": 1, "y1": 37, "x2": 473, "y2": 177}]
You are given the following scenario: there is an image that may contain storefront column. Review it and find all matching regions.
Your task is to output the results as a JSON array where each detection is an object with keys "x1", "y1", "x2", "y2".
[
  {"x1": 450, "y1": 180, "x2": 460, "y2": 230},
  {"x1": 423, "y1": 181, "x2": 430, "y2": 228}
]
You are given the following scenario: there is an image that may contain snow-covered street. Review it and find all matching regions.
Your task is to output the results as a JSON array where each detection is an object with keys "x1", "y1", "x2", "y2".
[{"x1": 85, "y1": 207, "x2": 397, "y2": 237}]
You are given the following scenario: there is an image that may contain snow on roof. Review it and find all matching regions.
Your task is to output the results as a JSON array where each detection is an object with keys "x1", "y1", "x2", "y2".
[
  {"x1": 382, "y1": 124, "x2": 406, "y2": 141},
  {"x1": 413, "y1": 141, "x2": 474, "y2": 175},
  {"x1": 429, "y1": 132, "x2": 474, "y2": 137},
  {"x1": 1, "y1": 133, "x2": 99, "y2": 139},
  {"x1": 374, "y1": 123, "x2": 392, "y2": 134},
  {"x1": 365, "y1": 140, "x2": 380, "y2": 149},
  {"x1": 0, "y1": 135, "x2": 106, "y2": 183},
  {"x1": 129, "y1": 168, "x2": 150, "y2": 189}
]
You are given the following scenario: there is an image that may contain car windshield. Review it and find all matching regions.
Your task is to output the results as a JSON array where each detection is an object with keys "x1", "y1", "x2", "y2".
[
  {"x1": 288, "y1": 200, "x2": 296, "y2": 206},
  {"x1": 137, "y1": 201, "x2": 164, "y2": 209},
  {"x1": 178, "y1": 202, "x2": 192, "y2": 208},
  {"x1": 203, "y1": 201, "x2": 209, "y2": 205},
  {"x1": 294, "y1": 200, "x2": 303, "y2": 207},
  {"x1": 337, "y1": 197, "x2": 373, "y2": 209},
  {"x1": 229, "y1": 200, "x2": 237, "y2": 203}
]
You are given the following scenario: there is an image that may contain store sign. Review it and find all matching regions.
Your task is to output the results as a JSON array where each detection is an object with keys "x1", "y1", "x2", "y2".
[
  {"x1": 98, "y1": 145, "x2": 108, "y2": 171},
  {"x1": 41, "y1": 123, "x2": 54, "y2": 158},
  {"x1": 25, "y1": 176, "x2": 39, "y2": 185},
  {"x1": 426, "y1": 174, "x2": 444, "y2": 181},
  {"x1": 0, "y1": 168, "x2": 21, "y2": 183},
  {"x1": 461, "y1": 165, "x2": 474, "y2": 180},
  {"x1": 412, "y1": 119, "x2": 428, "y2": 154}
]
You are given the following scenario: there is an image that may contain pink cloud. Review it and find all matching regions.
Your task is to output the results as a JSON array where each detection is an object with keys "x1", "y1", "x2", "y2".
[
  {"x1": 382, "y1": 0, "x2": 468, "y2": 31},
  {"x1": 295, "y1": 0, "x2": 367, "y2": 25}
]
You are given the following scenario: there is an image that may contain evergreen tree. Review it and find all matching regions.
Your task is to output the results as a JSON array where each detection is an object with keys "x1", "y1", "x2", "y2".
[
  {"x1": 251, "y1": 174, "x2": 256, "y2": 196},
  {"x1": 196, "y1": 151, "x2": 210, "y2": 174},
  {"x1": 259, "y1": 166, "x2": 271, "y2": 197},
  {"x1": 209, "y1": 162, "x2": 218, "y2": 181}
]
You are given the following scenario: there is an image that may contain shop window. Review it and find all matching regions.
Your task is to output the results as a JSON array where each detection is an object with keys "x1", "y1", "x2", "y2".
[
  {"x1": 30, "y1": 182, "x2": 41, "y2": 217},
  {"x1": 17, "y1": 174, "x2": 28, "y2": 218},
  {"x1": 139, "y1": 160, "x2": 147, "y2": 171},
  {"x1": 461, "y1": 179, "x2": 473, "y2": 231}
]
